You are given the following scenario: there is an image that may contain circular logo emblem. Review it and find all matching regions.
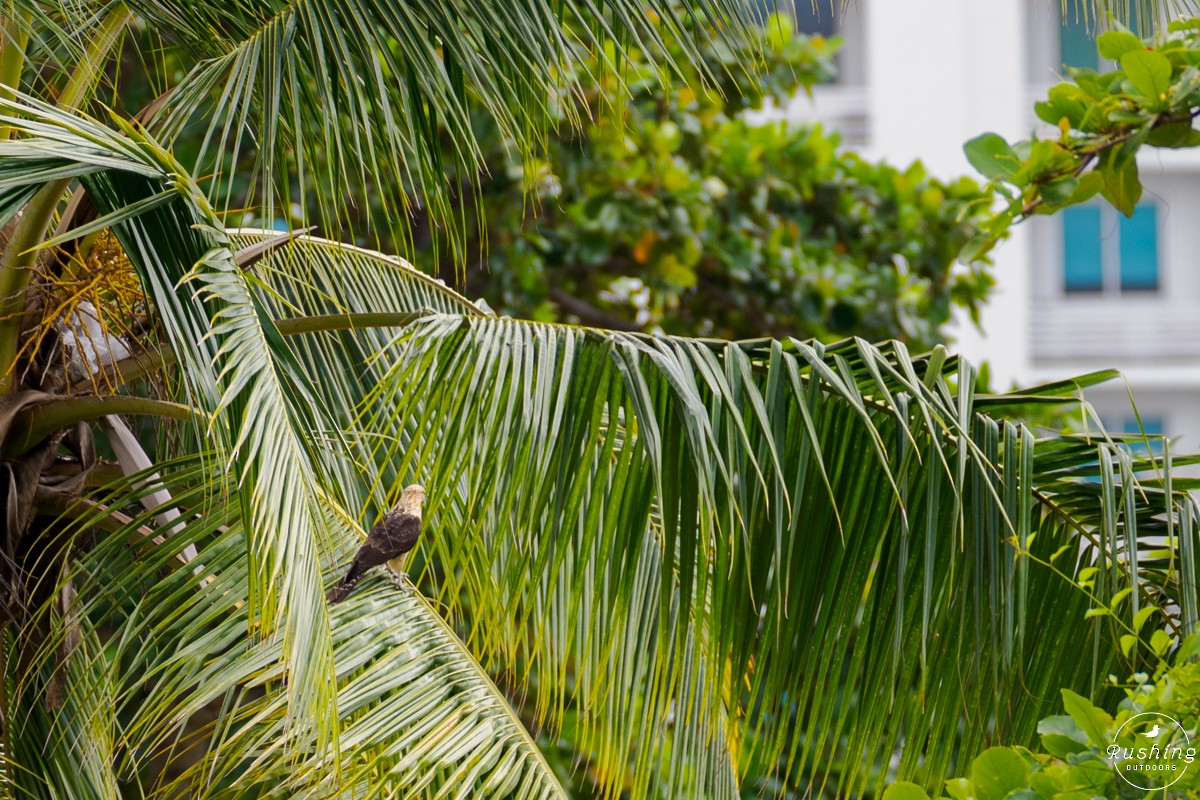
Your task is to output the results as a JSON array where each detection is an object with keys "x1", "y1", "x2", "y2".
[{"x1": 1107, "y1": 712, "x2": 1194, "y2": 791}]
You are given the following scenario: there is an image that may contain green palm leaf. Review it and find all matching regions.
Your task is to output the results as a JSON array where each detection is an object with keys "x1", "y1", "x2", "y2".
[
  {"x1": 0, "y1": 93, "x2": 345, "y2": 753},
  {"x1": 234, "y1": 228, "x2": 1199, "y2": 794},
  {"x1": 3, "y1": 96, "x2": 1197, "y2": 797},
  {"x1": 13, "y1": 0, "x2": 763, "y2": 249},
  {"x1": 20, "y1": 460, "x2": 566, "y2": 799}
]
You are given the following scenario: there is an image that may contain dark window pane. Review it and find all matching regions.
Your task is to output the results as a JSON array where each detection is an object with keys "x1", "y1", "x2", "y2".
[
  {"x1": 753, "y1": 1, "x2": 836, "y2": 35},
  {"x1": 790, "y1": 1, "x2": 837, "y2": 36},
  {"x1": 1119, "y1": 203, "x2": 1159, "y2": 291},
  {"x1": 1063, "y1": 205, "x2": 1103, "y2": 292},
  {"x1": 1060, "y1": 13, "x2": 1098, "y2": 70}
]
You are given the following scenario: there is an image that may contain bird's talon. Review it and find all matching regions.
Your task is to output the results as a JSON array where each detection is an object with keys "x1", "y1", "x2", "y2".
[{"x1": 389, "y1": 572, "x2": 416, "y2": 593}]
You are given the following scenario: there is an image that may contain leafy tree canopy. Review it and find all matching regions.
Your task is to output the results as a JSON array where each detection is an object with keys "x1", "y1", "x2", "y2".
[
  {"x1": 965, "y1": 17, "x2": 1200, "y2": 242},
  {"x1": 888, "y1": 629, "x2": 1200, "y2": 799},
  {"x1": 1, "y1": 2, "x2": 1199, "y2": 798},
  {"x1": 397, "y1": 12, "x2": 997, "y2": 350}
]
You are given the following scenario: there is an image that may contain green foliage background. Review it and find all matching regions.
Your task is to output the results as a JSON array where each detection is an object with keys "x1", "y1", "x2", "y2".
[
  {"x1": 5, "y1": 2, "x2": 1200, "y2": 799},
  {"x1": 268, "y1": 12, "x2": 998, "y2": 350}
]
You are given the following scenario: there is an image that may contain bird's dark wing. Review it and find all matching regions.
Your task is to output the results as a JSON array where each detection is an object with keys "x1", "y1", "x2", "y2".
[
  {"x1": 326, "y1": 511, "x2": 422, "y2": 603},
  {"x1": 372, "y1": 510, "x2": 422, "y2": 557}
]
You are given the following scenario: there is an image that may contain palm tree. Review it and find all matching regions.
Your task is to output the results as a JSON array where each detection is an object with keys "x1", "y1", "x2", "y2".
[{"x1": 0, "y1": 1, "x2": 1196, "y2": 797}]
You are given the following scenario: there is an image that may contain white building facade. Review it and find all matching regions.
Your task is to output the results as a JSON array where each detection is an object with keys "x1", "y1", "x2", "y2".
[{"x1": 767, "y1": 1, "x2": 1200, "y2": 448}]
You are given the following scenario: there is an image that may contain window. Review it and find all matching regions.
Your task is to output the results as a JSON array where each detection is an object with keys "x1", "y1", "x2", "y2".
[
  {"x1": 1118, "y1": 205, "x2": 1158, "y2": 290},
  {"x1": 1123, "y1": 416, "x2": 1164, "y2": 437},
  {"x1": 758, "y1": 0, "x2": 836, "y2": 35},
  {"x1": 1059, "y1": 12, "x2": 1098, "y2": 70},
  {"x1": 1058, "y1": 5, "x2": 1141, "y2": 71},
  {"x1": 1062, "y1": 205, "x2": 1102, "y2": 291},
  {"x1": 791, "y1": 2, "x2": 836, "y2": 37},
  {"x1": 1061, "y1": 203, "x2": 1159, "y2": 294},
  {"x1": 756, "y1": 1, "x2": 863, "y2": 86},
  {"x1": 1107, "y1": 415, "x2": 1165, "y2": 459}
]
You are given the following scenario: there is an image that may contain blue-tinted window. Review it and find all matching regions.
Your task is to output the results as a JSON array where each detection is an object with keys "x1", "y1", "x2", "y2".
[
  {"x1": 1122, "y1": 415, "x2": 1165, "y2": 458},
  {"x1": 792, "y1": 1, "x2": 836, "y2": 36},
  {"x1": 1122, "y1": 416, "x2": 1164, "y2": 436},
  {"x1": 1119, "y1": 204, "x2": 1159, "y2": 291},
  {"x1": 756, "y1": 1, "x2": 836, "y2": 36},
  {"x1": 1062, "y1": 202, "x2": 1160, "y2": 295},
  {"x1": 1063, "y1": 205, "x2": 1103, "y2": 292},
  {"x1": 1060, "y1": 14, "x2": 1098, "y2": 70}
]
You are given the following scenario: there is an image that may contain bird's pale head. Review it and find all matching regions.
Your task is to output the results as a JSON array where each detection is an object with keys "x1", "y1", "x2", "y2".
[{"x1": 396, "y1": 484, "x2": 426, "y2": 515}]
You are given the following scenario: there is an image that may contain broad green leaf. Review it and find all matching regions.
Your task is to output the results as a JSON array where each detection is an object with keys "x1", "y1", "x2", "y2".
[
  {"x1": 1135, "y1": 604, "x2": 1159, "y2": 631},
  {"x1": 1099, "y1": 147, "x2": 1142, "y2": 215},
  {"x1": 1035, "y1": 83, "x2": 1093, "y2": 130},
  {"x1": 881, "y1": 781, "x2": 932, "y2": 800},
  {"x1": 1037, "y1": 715, "x2": 1088, "y2": 758},
  {"x1": 1146, "y1": 121, "x2": 1200, "y2": 147},
  {"x1": 970, "y1": 747, "x2": 1028, "y2": 800},
  {"x1": 1122, "y1": 50, "x2": 1173, "y2": 100},
  {"x1": 964, "y1": 132, "x2": 1018, "y2": 180},
  {"x1": 1110, "y1": 587, "x2": 1134, "y2": 608},
  {"x1": 1179, "y1": 634, "x2": 1200, "y2": 661},
  {"x1": 1040, "y1": 175, "x2": 1078, "y2": 205},
  {"x1": 1065, "y1": 753, "x2": 1117, "y2": 793},
  {"x1": 944, "y1": 777, "x2": 972, "y2": 800},
  {"x1": 1098, "y1": 30, "x2": 1145, "y2": 61},
  {"x1": 1061, "y1": 689, "x2": 1113, "y2": 747}
]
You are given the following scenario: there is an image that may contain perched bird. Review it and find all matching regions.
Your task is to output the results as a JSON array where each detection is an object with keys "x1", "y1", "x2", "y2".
[{"x1": 327, "y1": 484, "x2": 426, "y2": 603}]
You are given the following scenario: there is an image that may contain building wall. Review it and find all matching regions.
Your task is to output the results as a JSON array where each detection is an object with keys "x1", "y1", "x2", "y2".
[
  {"x1": 1028, "y1": 167, "x2": 1200, "y2": 371},
  {"x1": 759, "y1": 0, "x2": 1200, "y2": 450}
]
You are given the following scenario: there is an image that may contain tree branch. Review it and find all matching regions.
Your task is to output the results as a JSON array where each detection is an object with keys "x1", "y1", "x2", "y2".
[
  {"x1": 274, "y1": 311, "x2": 425, "y2": 336},
  {"x1": 4, "y1": 395, "x2": 201, "y2": 457},
  {"x1": 1018, "y1": 109, "x2": 1200, "y2": 218},
  {"x1": 547, "y1": 288, "x2": 642, "y2": 332}
]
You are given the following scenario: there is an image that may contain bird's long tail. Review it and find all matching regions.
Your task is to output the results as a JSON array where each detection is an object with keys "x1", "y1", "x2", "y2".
[{"x1": 327, "y1": 560, "x2": 365, "y2": 603}]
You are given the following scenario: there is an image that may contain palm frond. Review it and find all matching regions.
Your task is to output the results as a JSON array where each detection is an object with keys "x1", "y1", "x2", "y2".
[
  {"x1": 214, "y1": 224, "x2": 1200, "y2": 796},
  {"x1": 103, "y1": 0, "x2": 763, "y2": 250},
  {"x1": 0, "y1": 94, "x2": 344, "y2": 753},
  {"x1": 227, "y1": 226, "x2": 485, "y2": 519},
  {"x1": 343, "y1": 314, "x2": 1196, "y2": 795},
  {"x1": 5, "y1": 97, "x2": 1198, "y2": 796},
  {"x1": 18, "y1": 460, "x2": 566, "y2": 798}
]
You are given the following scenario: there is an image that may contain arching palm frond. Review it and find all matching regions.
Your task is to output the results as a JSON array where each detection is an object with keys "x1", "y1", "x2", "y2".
[
  {"x1": 0, "y1": 93, "x2": 346, "y2": 754},
  {"x1": 237, "y1": 233, "x2": 1199, "y2": 795},
  {"x1": 18, "y1": 0, "x2": 766, "y2": 252},
  {"x1": 3, "y1": 97, "x2": 1197, "y2": 797},
  {"x1": 19, "y1": 460, "x2": 567, "y2": 799},
  {"x1": 345, "y1": 313, "x2": 1193, "y2": 796}
]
